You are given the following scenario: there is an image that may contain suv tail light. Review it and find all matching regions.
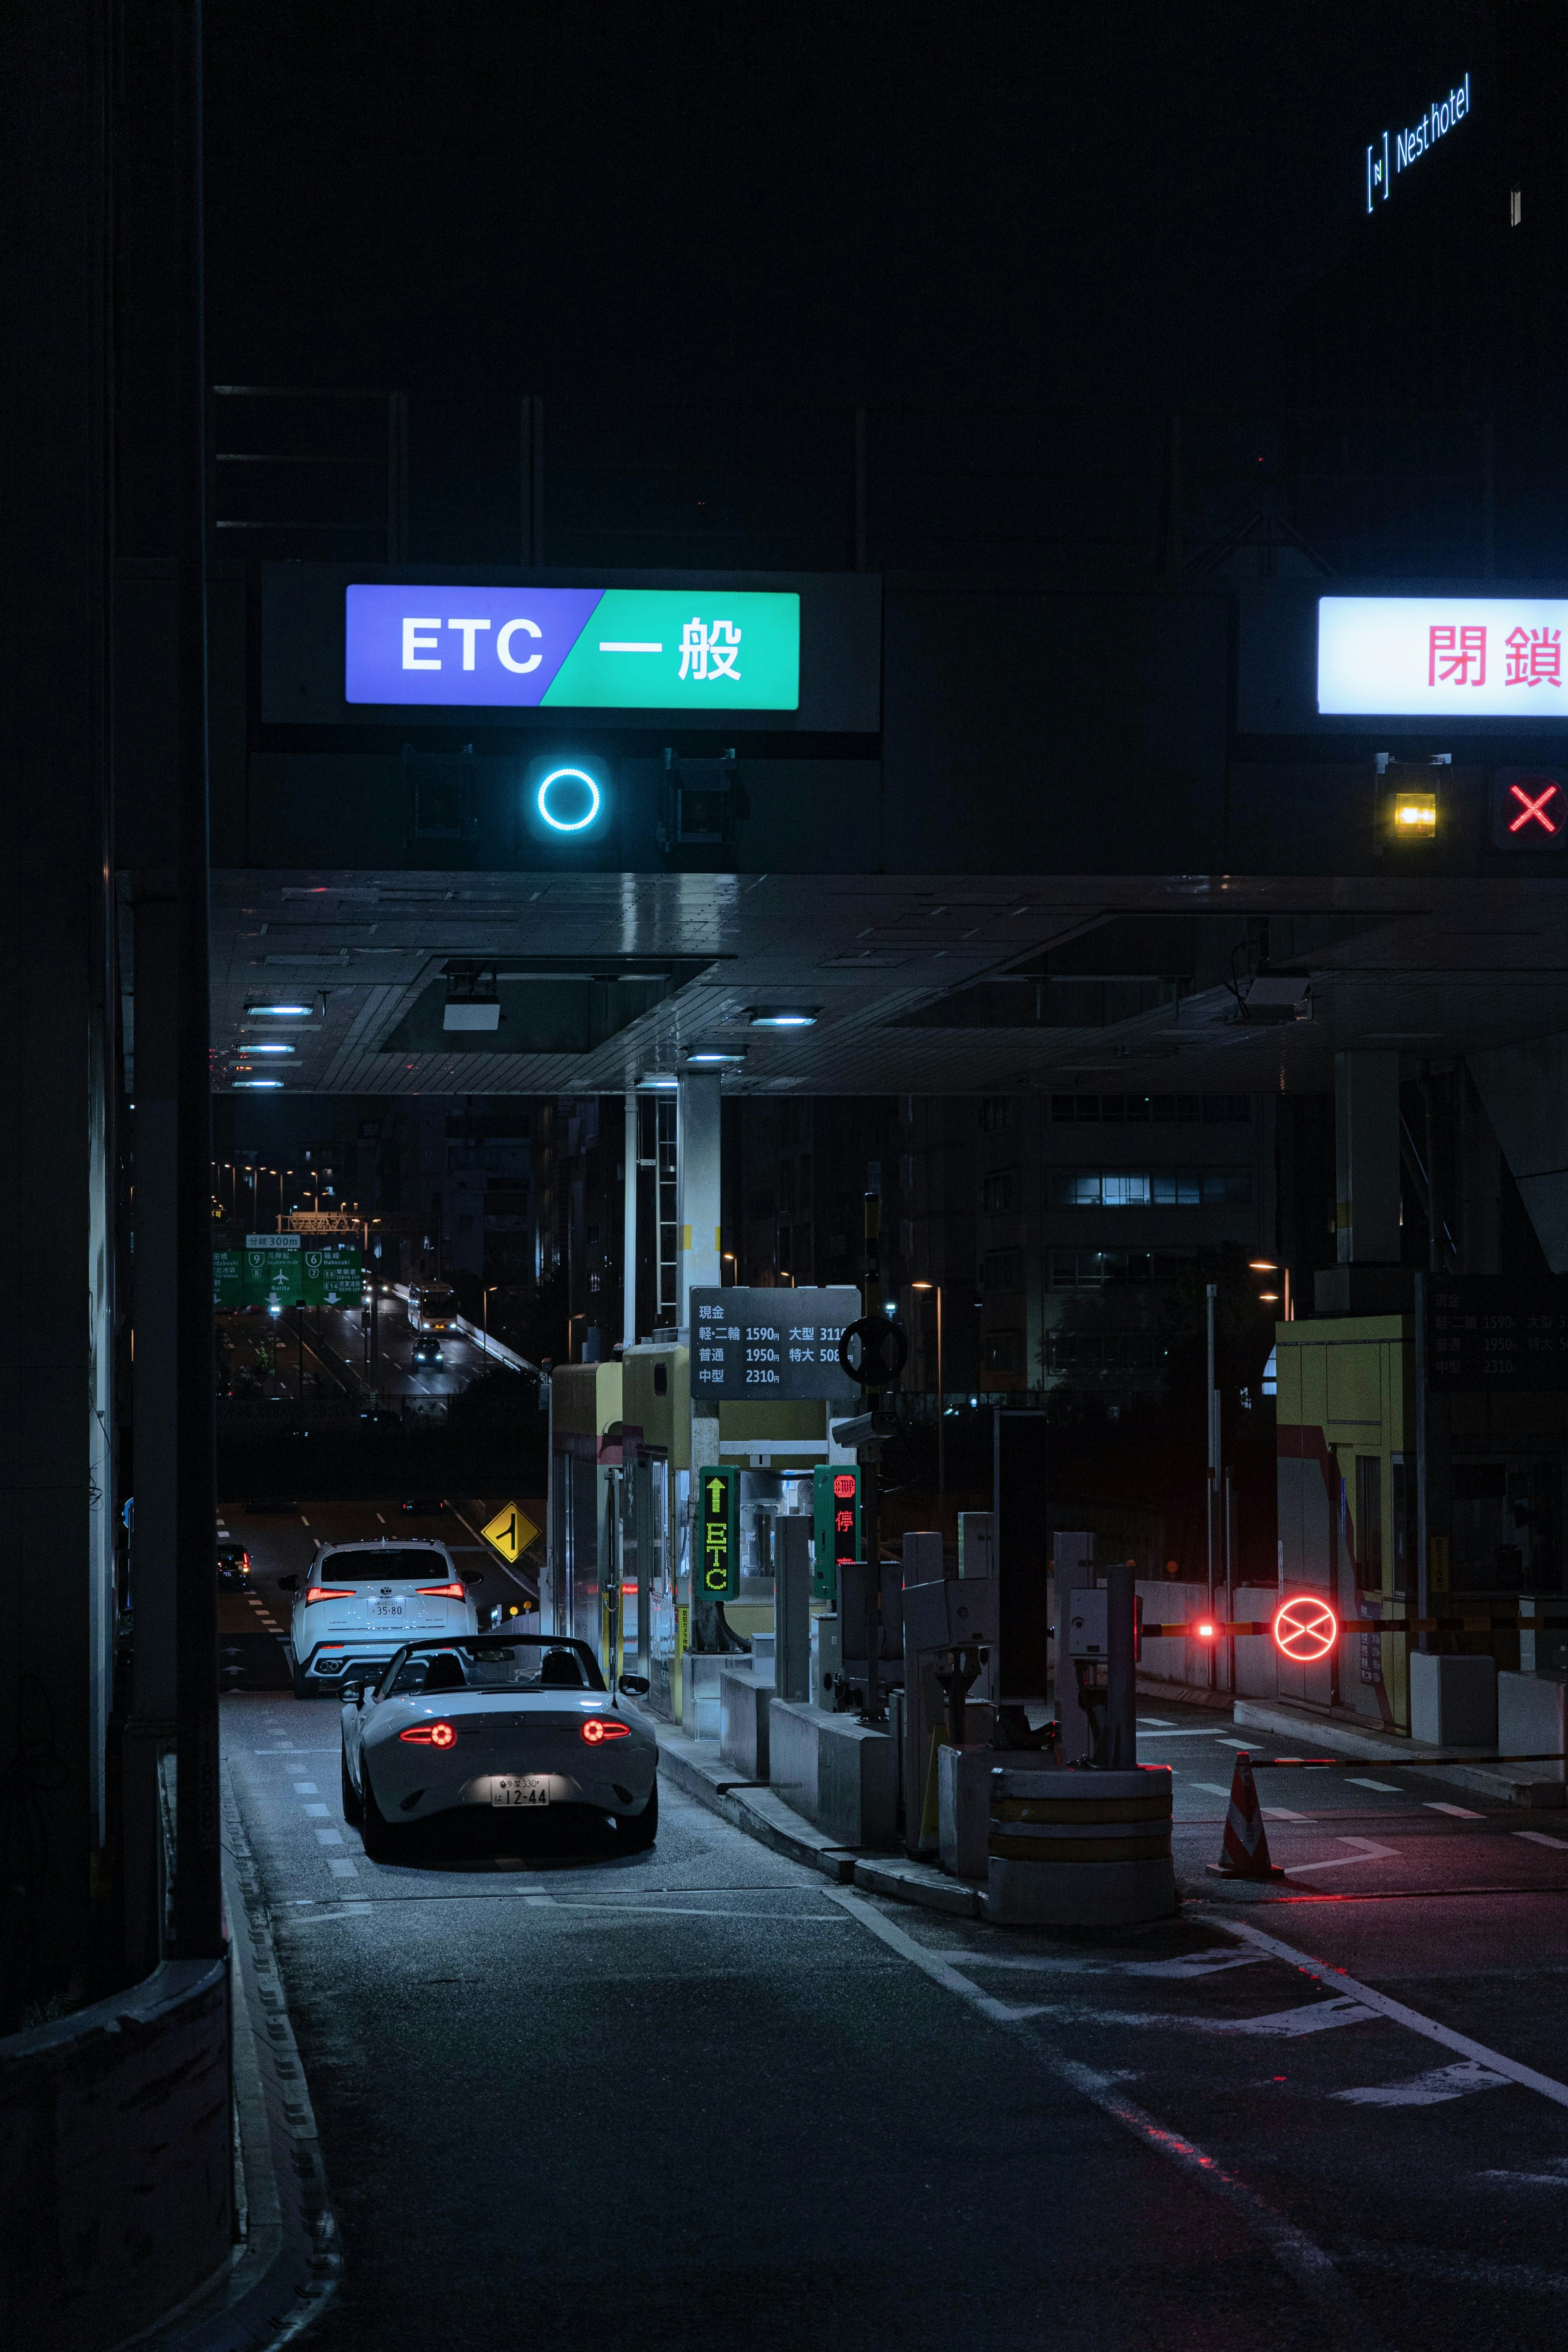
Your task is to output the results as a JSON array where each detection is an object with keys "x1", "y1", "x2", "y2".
[
  {"x1": 305, "y1": 1586, "x2": 356, "y2": 1605},
  {"x1": 399, "y1": 1722, "x2": 457, "y2": 1748},
  {"x1": 415, "y1": 1582, "x2": 466, "y2": 1599},
  {"x1": 580, "y1": 1718, "x2": 632, "y2": 1746}
]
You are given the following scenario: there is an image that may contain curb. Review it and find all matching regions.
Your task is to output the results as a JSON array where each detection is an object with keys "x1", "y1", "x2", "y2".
[
  {"x1": 115, "y1": 1769, "x2": 339, "y2": 2352},
  {"x1": 1233, "y1": 1698, "x2": 1567, "y2": 1810},
  {"x1": 648, "y1": 1716, "x2": 986, "y2": 1917}
]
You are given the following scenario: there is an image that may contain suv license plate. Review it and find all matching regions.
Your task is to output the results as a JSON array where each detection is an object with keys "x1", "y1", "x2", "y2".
[
  {"x1": 492, "y1": 1776, "x2": 550, "y2": 1808},
  {"x1": 368, "y1": 1599, "x2": 405, "y2": 1620}
]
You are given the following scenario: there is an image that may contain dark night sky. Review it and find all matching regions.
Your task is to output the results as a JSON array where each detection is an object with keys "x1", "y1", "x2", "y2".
[{"x1": 201, "y1": 3, "x2": 1490, "y2": 421}]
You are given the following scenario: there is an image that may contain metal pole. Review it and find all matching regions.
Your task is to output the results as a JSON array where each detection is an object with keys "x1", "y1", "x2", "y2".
[
  {"x1": 935, "y1": 1283, "x2": 944, "y2": 1512},
  {"x1": 1205, "y1": 1281, "x2": 1218, "y2": 1692},
  {"x1": 861, "y1": 1188, "x2": 884, "y2": 1725},
  {"x1": 172, "y1": 0, "x2": 223, "y2": 1964},
  {"x1": 623, "y1": 1089, "x2": 638, "y2": 1351},
  {"x1": 1414, "y1": 1270, "x2": 1429, "y2": 1655},
  {"x1": 1105, "y1": 1558, "x2": 1137, "y2": 1769}
]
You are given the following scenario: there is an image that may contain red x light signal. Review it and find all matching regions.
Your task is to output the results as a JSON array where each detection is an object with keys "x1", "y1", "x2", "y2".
[
  {"x1": 1508, "y1": 777, "x2": 1563, "y2": 835},
  {"x1": 1273, "y1": 1595, "x2": 1338, "y2": 1664}
]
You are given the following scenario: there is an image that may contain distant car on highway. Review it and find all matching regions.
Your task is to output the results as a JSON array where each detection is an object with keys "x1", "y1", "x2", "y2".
[
  {"x1": 408, "y1": 1283, "x2": 458, "y2": 1334},
  {"x1": 411, "y1": 1332, "x2": 443, "y2": 1366},
  {"x1": 278, "y1": 1538, "x2": 479, "y2": 1699},
  {"x1": 339, "y1": 1634, "x2": 656, "y2": 1860},
  {"x1": 216, "y1": 1541, "x2": 251, "y2": 1588}
]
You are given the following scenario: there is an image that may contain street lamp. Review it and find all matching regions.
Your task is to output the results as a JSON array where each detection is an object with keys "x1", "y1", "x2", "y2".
[
  {"x1": 482, "y1": 1285, "x2": 499, "y2": 1360},
  {"x1": 911, "y1": 1281, "x2": 944, "y2": 1508}
]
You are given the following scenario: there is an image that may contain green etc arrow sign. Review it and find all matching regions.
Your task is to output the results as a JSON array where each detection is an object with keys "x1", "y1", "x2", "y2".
[
  {"x1": 214, "y1": 1234, "x2": 363, "y2": 1310},
  {"x1": 697, "y1": 1466, "x2": 738, "y2": 1602}
]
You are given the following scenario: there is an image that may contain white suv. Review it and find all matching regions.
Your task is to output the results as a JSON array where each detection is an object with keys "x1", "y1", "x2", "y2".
[{"x1": 281, "y1": 1539, "x2": 481, "y2": 1699}]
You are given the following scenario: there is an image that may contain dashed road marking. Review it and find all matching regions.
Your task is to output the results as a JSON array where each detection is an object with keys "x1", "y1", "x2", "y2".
[
  {"x1": 830, "y1": 1889, "x2": 1381, "y2": 2336},
  {"x1": 1213, "y1": 1914, "x2": 1568, "y2": 2110},
  {"x1": 1334, "y1": 2060, "x2": 1512, "y2": 2107},
  {"x1": 1425, "y1": 1802, "x2": 1484, "y2": 1818},
  {"x1": 1349, "y1": 1778, "x2": 1402, "y2": 1793},
  {"x1": 293, "y1": 1782, "x2": 318, "y2": 1794},
  {"x1": 301, "y1": 1514, "x2": 311, "y2": 1526},
  {"x1": 1515, "y1": 1830, "x2": 1568, "y2": 1851},
  {"x1": 1263, "y1": 1806, "x2": 1310, "y2": 1821},
  {"x1": 1192, "y1": 1782, "x2": 1234, "y2": 1798},
  {"x1": 314, "y1": 1827, "x2": 344, "y2": 1846},
  {"x1": 303, "y1": 1803, "x2": 330, "y2": 1817},
  {"x1": 327, "y1": 1858, "x2": 359, "y2": 1878},
  {"x1": 1288, "y1": 1838, "x2": 1398, "y2": 1874}
]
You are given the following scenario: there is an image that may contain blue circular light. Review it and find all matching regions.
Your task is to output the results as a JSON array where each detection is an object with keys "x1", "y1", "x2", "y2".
[{"x1": 536, "y1": 766, "x2": 602, "y2": 833}]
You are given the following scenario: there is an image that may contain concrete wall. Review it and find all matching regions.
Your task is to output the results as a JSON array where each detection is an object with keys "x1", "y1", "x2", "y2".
[{"x1": 0, "y1": 1958, "x2": 231, "y2": 2352}]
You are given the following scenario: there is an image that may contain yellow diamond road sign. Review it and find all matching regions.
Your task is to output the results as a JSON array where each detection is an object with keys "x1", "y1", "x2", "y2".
[{"x1": 481, "y1": 1502, "x2": 539, "y2": 1566}]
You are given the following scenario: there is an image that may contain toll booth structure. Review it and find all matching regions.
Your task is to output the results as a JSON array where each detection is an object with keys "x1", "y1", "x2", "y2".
[
  {"x1": 620, "y1": 1341, "x2": 690, "y2": 1712},
  {"x1": 1275, "y1": 1314, "x2": 1416, "y2": 1730},
  {"x1": 546, "y1": 1359, "x2": 624, "y2": 1663}
]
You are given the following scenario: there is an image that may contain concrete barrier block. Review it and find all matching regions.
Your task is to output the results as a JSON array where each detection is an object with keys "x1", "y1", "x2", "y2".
[
  {"x1": 1497, "y1": 1670, "x2": 1568, "y2": 1780},
  {"x1": 768, "y1": 1699, "x2": 898, "y2": 1848},
  {"x1": 1410, "y1": 1650, "x2": 1497, "y2": 1748},
  {"x1": 719, "y1": 1670, "x2": 771, "y2": 1779}
]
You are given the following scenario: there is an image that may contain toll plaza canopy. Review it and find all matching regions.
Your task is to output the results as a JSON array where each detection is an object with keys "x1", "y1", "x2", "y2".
[{"x1": 112, "y1": 560, "x2": 1568, "y2": 1260}]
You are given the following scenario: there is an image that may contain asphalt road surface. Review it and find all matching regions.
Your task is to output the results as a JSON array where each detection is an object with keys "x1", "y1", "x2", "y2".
[
  {"x1": 217, "y1": 1497, "x2": 543, "y2": 1693},
  {"x1": 226, "y1": 1685, "x2": 1568, "y2": 2352}
]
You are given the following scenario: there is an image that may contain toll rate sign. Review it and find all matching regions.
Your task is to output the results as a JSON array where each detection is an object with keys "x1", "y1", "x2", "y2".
[
  {"x1": 697, "y1": 1466, "x2": 738, "y2": 1602},
  {"x1": 812, "y1": 1463, "x2": 860, "y2": 1602}
]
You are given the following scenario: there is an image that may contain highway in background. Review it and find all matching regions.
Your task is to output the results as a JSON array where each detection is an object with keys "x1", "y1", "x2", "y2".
[{"x1": 218, "y1": 1292, "x2": 516, "y2": 1408}]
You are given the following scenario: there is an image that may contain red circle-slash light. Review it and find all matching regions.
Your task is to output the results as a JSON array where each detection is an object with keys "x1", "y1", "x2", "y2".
[{"x1": 1273, "y1": 1595, "x2": 1338, "y2": 1664}]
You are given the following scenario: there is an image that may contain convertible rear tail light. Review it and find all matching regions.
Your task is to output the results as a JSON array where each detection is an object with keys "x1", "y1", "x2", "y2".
[
  {"x1": 415, "y1": 1582, "x2": 466, "y2": 1599},
  {"x1": 399, "y1": 1722, "x2": 457, "y2": 1748},
  {"x1": 305, "y1": 1586, "x2": 356, "y2": 1605},
  {"x1": 580, "y1": 1718, "x2": 632, "y2": 1746}
]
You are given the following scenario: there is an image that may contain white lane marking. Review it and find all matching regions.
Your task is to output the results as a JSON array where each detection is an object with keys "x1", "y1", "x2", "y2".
[
  {"x1": 1335, "y1": 2060, "x2": 1511, "y2": 2107},
  {"x1": 1286, "y1": 1838, "x2": 1399, "y2": 1874},
  {"x1": 1425, "y1": 1801, "x2": 1484, "y2": 1817},
  {"x1": 301, "y1": 1515, "x2": 310, "y2": 1526},
  {"x1": 293, "y1": 1782, "x2": 318, "y2": 1794},
  {"x1": 303, "y1": 1803, "x2": 330, "y2": 1817},
  {"x1": 1137, "y1": 1716, "x2": 1174, "y2": 1726},
  {"x1": 1477, "y1": 2158, "x2": 1568, "y2": 2187},
  {"x1": 376, "y1": 1512, "x2": 386, "y2": 1523},
  {"x1": 1215, "y1": 1737, "x2": 1254, "y2": 1748},
  {"x1": 314, "y1": 1827, "x2": 344, "y2": 1845},
  {"x1": 1006, "y1": 1996, "x2": 1378, "y2": 2039},
  {"x1": 1212, "y1": 1915, "x2": 1568, "y2": 2110},
  {"x1": 829, "y1": 1891, "x2": 1378, "y2": 2332},
  {"x1": 1263, "y1": 1806, "x2": 1309, "y2": 1821},
  {"x1": 1348, "y1": 1778, "x2": 1402, "y2": 1793},
  {"x1": 1134, "y1": 1728, "x2": 1224, "y2": 1740},
  {"x1": 956, "y1": 1949, "x2": 1269, "y2": 1980},
  {"x1": 1515, "y1": 1831, "x2": 1568, "y2": 1851},
  {"x1": 1192, "y1": 1782, "x2": 1235, "y2": 1798},
  {"x1": 327, "y1": 1858, "x2": 359, "y2": 1878}
]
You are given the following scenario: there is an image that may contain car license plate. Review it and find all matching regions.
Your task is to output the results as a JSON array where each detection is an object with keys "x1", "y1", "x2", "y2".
[
  {"x1": 491, "y1": 1776, "x2": 550, "y2": 1808},
  {"x1": 368, "y1": 1598, "x2": 405, "y2": 1621}
]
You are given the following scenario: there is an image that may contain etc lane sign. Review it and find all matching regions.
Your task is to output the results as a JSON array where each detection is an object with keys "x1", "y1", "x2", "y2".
[
  {"x1": 344, "y1": 584, "x2": 800, "y2": 710},
  {"x1": 1317, "y1": 596, "x2": 1568, "y2": 718}
]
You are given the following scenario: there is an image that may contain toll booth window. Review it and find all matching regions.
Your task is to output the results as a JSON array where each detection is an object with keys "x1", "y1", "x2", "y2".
[{"x1": 1354, "y1": 1457, "x2": 1384, "y2": 1584}]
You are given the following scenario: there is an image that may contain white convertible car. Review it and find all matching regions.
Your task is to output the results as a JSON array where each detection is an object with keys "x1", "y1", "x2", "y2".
[{"x1": 340, "y1": 1633, "x2": 658, "y2": 1859}]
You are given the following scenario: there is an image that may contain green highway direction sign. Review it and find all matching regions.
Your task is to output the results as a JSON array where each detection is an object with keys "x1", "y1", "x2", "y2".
[
  {"x1": 697, "y1": 1465, "x2": 739, "y2": 1602},
  {"x1": 214, "y1": 1234, "x2": 363, "y2": 1310}
]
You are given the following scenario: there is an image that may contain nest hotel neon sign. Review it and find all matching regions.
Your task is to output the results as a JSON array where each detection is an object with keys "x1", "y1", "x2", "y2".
[
  {"x1": 343, "y1": 585, "x2": 800, "y2": 710},
  {"x1": 1367, "y1": 72, "x2": 1470, "y2": 211}
]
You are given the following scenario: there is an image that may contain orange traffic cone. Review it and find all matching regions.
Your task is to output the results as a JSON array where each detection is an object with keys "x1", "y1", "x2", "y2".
[{"x1": 1207, "y1": 1750, "x2": 1285, "y2": 1881}]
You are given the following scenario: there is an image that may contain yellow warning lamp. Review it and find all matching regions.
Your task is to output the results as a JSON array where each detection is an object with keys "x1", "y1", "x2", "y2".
[{"x1": 1392, "y1": 789, "x2": 1437, "y2": 839}]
